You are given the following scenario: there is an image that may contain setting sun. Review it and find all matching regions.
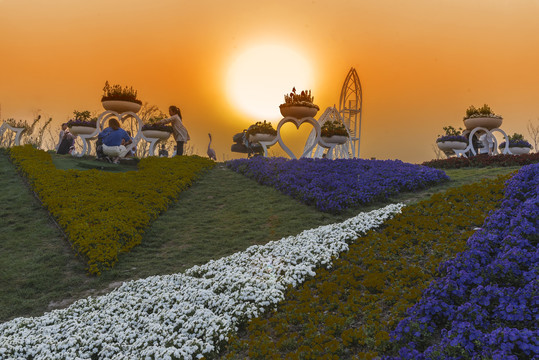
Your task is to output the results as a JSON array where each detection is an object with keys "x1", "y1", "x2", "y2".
[{"x1": 226, "y1": 44, "x2": 313, "y2": 120}]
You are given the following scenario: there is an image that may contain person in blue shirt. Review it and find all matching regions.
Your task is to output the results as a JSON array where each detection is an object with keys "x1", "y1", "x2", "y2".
[{"x1": 98, "y1": 118, "x2": 132, "y2": 163}]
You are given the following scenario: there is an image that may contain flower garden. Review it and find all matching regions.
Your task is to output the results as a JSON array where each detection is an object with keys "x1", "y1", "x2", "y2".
[
  {"x1": 1, "y1": 147, "x2": 537, "y2": 359},
  {"x1": 8, "y1": 145, "x2": 215, "y2": 275},
  {"x1": 226, "y1": 157, "x2": 449, "y2": 213}
]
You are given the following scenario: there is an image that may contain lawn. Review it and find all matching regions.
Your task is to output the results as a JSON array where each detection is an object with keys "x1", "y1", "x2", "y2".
[{"x1": 0, "y1": 148, "x2": 521, "y2": 323}]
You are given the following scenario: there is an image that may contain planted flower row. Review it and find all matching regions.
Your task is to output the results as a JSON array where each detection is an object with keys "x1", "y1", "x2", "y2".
[
  {"x1": 0, "y1": 204, "x2": 404, "y2": 359},
  {"x1": 220, "y1": 173, "x2": 511, "y2": 359},
  {"x1": 423, "y1": 152, "x2": 539, "y2": 169},
  {"x1": 386, "y1": 163, "x2": 538, "y2": 359},
  {"x1": 226, "y1": 157, "x2": 449, "y2": 213},
  {"x1": 8, "y1": 145, "x2": 215, "y2": 275}
]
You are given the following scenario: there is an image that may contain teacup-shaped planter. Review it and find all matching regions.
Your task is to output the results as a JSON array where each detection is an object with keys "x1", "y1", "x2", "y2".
[
  {"x1": 437, "y1": 140, "x2": 467, "y2": 152},
  {"x1": 70, "y1": 126, "x2": 97, "y2": 136},
  {"x1": 508, "y1": 147, "x2": 531, "y2": 155},
  {"x1": 142, "y1": 130, "x2": 172, "y2": 140},
  {"x1": 280, "y1": 105, "x2": 318, "y2": 119},
  {"x1": 321, "y1": 135, "x2": 347, "y2": 145},
  {"x1": 102, "y1": 100, "x2": 142, "y2": 114},
  {"x1": 248, "y1": 133, "x2": 277, "y2": 144},
  {"x1": 463, "y1": 116, "x2": 502, "y2": 130}
]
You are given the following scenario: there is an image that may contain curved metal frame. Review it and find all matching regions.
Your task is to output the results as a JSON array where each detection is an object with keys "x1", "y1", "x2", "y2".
[
  {"x1": 338, "y1": 68, "x2": 362, "y2": 158},
  {"x1": 71, "y1": 110, "x2": 166, "y2": 157},
  {"x1": 258, "y1": 116, "x2": 343, "y2": 160},
  {"x1": 0, "y1": 122, "x2": 27, "y2": 146},
  {"x1": 451, "y1": 127, "x2": 513, "y2": 157}
]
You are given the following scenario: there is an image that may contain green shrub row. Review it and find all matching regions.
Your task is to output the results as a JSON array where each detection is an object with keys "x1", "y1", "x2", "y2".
[
  {"x1": 218, "y1": 173, "x2": 512, "y2": 359},
  {"x1": 9, "y1": 145, "x2": 214, "y2": 275}
]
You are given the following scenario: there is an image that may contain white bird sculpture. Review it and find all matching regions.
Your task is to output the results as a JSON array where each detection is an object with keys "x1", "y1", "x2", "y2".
[{"x1": 207, "y1": 133, "x2": 217, "y2": 161}]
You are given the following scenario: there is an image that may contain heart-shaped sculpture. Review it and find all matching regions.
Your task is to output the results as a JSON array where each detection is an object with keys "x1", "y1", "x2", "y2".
[
  {"x1": 258, "y1": 116, "x2": 322, "y2": 159},
  {"x1": 279, "y1": 121, "x2": 316, "y2": 159}
]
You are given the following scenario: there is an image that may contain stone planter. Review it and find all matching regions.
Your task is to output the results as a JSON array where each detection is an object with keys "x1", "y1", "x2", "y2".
[
  {"x1": 70, "y1": 126, "x2": 97, "y2": 136},
  {"x1": 508, "y1": 147, "x2": 531, "y2": 155},
  {"x1": 248, "y1": 133, "x2": 276, "y2": 143},
  {"x1": 280, "y1": 105, "x2": 318, "y2": 119},
  {"x1": 321, "y1": 135, "x2": 347, "y2": 145},
  {"x1": 437, "y1": 141, "x2": 468, "y2": 152},
  {"x1": 463, "y1": 116, "x2": 503, "y2": 130},
  {"x1": 142, "y1": 130, "x2": 172, "y2": 140},
  {"x1": 102, "y1": 100, "x2": 142, "y2": 114}
]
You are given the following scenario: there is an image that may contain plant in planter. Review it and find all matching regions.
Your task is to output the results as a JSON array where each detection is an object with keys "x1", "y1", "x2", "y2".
[
  {"x1": 499, "y1": 133, "x2": 533, "y2": 155},
  {"x1": 66, "y1": 110, "x2": 98, "y2": 137},
  {"x1": 101, "y1": 81, "x2": 143, "y2": 113},
  {"x1": 321, "y1": 120, "x2": 348, "y2": 137},
  {"x1": 436, "y1": 125, "x2": 467, "y2": 143},
  {"x1": 141, "y1": 114, "x2": 173, "y2": 133},
  {"x1": 279, "y1": 88, "x2": 320, "y2": 118},
  {"x1": 67, "y1": 110, "x2": 97, "y2": 128},
  {"x1": 320, "y1": 120, "x2": 349, "y2": 145},
  {"x1": 436, "y1": 125, "x2": 468, "y2": 154},
  {"x1": 246, "y1": 120, "x2": 277, "y2": 143},
  {"x1": 463, "y1": 104, "x2": 503, "y2": 130}
]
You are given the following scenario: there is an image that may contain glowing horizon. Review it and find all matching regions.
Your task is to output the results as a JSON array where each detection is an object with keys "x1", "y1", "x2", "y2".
[{"x1": 1, "y1": 0, "x2": 538, "y2": 162}]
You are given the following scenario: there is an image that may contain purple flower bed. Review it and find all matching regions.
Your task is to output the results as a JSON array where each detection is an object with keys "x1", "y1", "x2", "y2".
[
  {"x1": 385, "y1": 163, "x2": 539, "y2": 359},
  {"x1": 226, "y1": 157, "x2": 449, "y2": 213}
]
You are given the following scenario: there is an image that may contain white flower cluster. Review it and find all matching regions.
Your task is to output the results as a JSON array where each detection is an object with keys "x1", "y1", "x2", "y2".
[{"x1": 0, "y1": 203, "x2": 404, "y2": 360}]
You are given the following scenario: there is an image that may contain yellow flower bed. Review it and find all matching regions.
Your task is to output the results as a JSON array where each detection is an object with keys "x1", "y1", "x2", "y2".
[
  {"x1": 220, "y1": 174, "x2": 512, "y2": 359},
  {"x1": 9, "y1": 145, "x2": 214, "y2": 275}
]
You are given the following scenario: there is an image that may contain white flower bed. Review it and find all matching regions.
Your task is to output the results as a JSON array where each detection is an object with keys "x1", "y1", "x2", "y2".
[{"x1": 0, "y1": 203, "x2": 404, "y2": 360}]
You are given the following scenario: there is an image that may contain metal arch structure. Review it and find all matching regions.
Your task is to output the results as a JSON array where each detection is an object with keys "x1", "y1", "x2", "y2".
[
  {"x1": 339, "y1": 67, "x2": 363, "y2": 158},
  {"x1": 302, "y1": 67, "x2": 363, "y2": 159}
]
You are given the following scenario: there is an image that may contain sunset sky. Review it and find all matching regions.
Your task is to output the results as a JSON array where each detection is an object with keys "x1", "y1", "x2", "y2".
[{"x1": 1, "y1": 0, "x2": 538, "y2": 163}]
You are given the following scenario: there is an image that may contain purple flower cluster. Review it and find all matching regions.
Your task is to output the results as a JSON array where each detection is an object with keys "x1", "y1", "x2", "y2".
[
  {"x1": 499, "y1": 140, "x2": 533, "y2": 149},
  {"x1": 226, "y1": 157, "x2": 449, "y2": 213},
  {"x1": 386, "y1": 163, "x2": 539, "y2": 359},
  {"x1": 437, "y1": 135, "x2": 468, "y2": 143}
]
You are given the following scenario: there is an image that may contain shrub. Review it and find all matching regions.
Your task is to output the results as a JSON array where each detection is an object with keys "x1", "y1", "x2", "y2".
[{"x1": 9, "y1": 145, "x2": 214, "y2": 275}]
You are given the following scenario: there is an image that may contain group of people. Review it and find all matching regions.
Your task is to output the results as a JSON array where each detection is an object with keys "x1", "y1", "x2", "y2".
[{"x1": 56, "y1": 105, "x2": 190, "y2": 162}]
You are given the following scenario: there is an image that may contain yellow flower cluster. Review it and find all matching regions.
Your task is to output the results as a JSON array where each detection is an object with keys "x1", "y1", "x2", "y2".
[
  {"x1": 221, "y1": 174, "x2": 512, "y2": 359},
  {"x1": 9, "y1": 145, "x2": 214, "y2": 275}
]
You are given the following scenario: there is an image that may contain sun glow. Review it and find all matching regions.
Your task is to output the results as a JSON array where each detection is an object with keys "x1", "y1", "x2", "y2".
[{"x1": 226, "y1": 44, "x2": 313, "y2": 120}]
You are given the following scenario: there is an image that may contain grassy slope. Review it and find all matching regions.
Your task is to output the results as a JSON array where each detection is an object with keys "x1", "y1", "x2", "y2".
[{"x1": 0, "y1": 150, "x2": 521, "y2": 322}]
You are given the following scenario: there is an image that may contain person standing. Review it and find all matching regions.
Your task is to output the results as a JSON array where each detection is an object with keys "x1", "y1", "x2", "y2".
[{"x1": 158, "y1": 105, "x2": 190, "y2": 156}]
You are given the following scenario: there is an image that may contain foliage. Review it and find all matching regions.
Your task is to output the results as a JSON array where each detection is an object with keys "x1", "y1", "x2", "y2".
[
  {"x1": 8, "y1": 145, "x2": 214, "y2": 275},
  {"x1": 221, "y1": 173, "x2": 511, "y2": 359},
  {"x1": 226, "y1": 157, "x2": 449, "y2": 213},
  {"x1": 246, "y1": 120, "x2": 277, "y2": 137},
  {"x1": 422, "y1": 153, "x2": 539, "y2": 169},
  {"x1": 280, "y1": 88, "x2": 320, "y2": 110},
  {"x1": 464, "y1": 104, "x2": 502, "y2": 120},
  {"x1": 1, "y1": 115, "x2": 53, "y2": 149},
  {"x1": 321, "y1": 120, "x2": 349, "y2": 137},
  {"x1": 66, "y1": 110, "x2": 97, "y2": 128},
  {"x1": 436, "y1": 126, "x2": 467, "y2": 143},
  {"x1": 0, "y1": 201, "x2": 402, "y2": 359},
  {"x1": 141, "y1": 114, "x2": 173, "y2": 133},
  {"x1": 101, "y1": 81, "x2": 142, "y2": 105},
  {"x1": 386, "y1": 163, "x2": 538, "y2": 359},
  {"x1": 499, "y1": 133, "x2": 533, "y2": 149}
]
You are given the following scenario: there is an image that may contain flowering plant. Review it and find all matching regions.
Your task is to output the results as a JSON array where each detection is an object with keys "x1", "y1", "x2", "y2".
[
  {"x1": 464, "y1": 103, "x2": 502, "y2": 120},
  {"x1": 4, "y1": 118, "x2": 31, "y2": 131},
  {"x1": 279, "y1": 88, "x2": 320, "y2": 110},
  {"x1": 226, "y1": 157, "x2": 448, "y2": 213},
  {"x1": 246, "y1": 120, "x2": 277, "y2": 137},
  {"x1": 101, "y1": 81, "x2": 142, "y2": 105},
  {"x1": 436, "y1": 125, "x2": 467, "y2": 143},
  {"x1": 66, "y1": 110, "x2": 97, "y2": 128},
  {"x1": 320, "y1": 120, "x2": 348, "y2": 137},
  {"x1": 141, "y1": 115, "x2": 173, "y2": 133},
  {"x1": 498, "y1": 133, "x2": 533, "y2": 149}
]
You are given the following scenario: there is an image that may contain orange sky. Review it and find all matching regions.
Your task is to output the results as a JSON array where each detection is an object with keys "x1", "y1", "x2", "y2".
[{"x1": 1, "y1": 0, "x2": 539, "y2": 163}]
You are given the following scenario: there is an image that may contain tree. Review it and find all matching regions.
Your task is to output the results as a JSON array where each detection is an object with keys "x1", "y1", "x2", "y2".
[{"x1": 527, "y1": 118, "x2": 539, "y2": 153}]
